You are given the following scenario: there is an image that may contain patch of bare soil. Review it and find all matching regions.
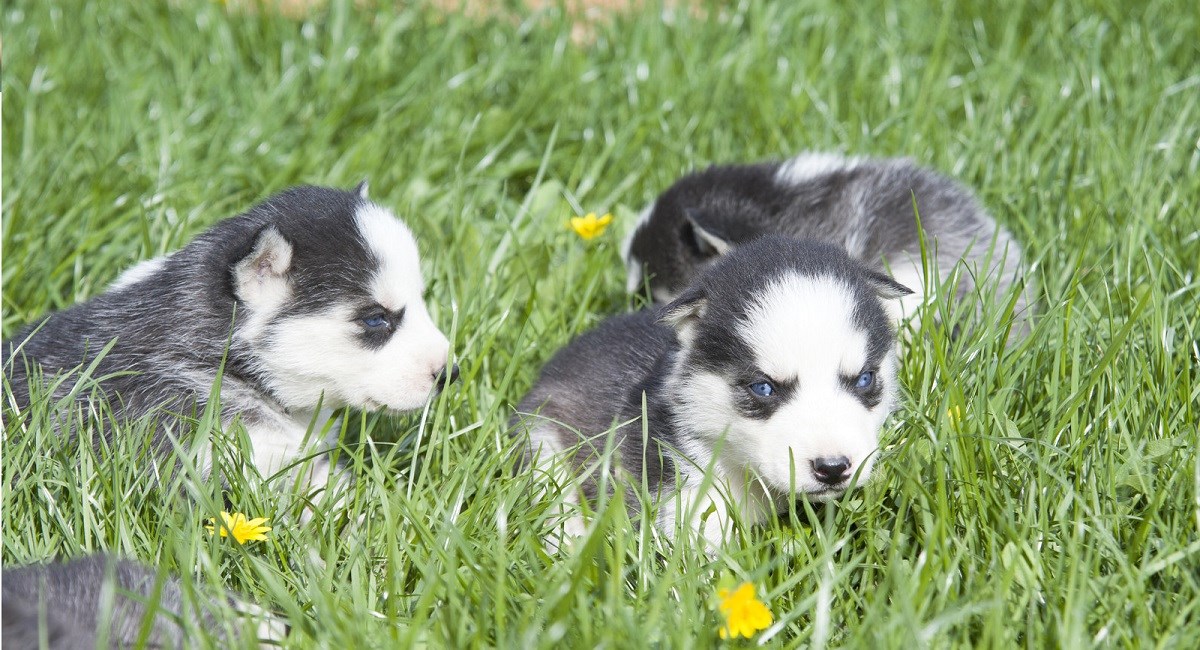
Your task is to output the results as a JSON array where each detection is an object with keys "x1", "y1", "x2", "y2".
[{"x1": 221, "y1": 0, "x2": 701, "y2": 43}]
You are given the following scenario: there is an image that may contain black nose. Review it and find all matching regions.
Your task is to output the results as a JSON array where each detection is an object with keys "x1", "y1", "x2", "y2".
[
  {"x1": 433, "y1": 364, "x2": 460, "y2": 391},
  {"x1": 811, "y1": 456, "x2": 851, "y2": 485}
]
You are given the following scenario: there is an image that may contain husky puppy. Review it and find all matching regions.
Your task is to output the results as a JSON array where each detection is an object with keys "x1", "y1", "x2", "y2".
[
  {"x1": 623, "y1": 152, "x2": 1027, "y2": 332},
  {"x1": 513, "y1": 236, "x2": 911, "y2": 547},
  {"x1": 2, "y1": 183, "x2": 456, "y2": 493},
  {"x1": 1, "y1": 554, "x2": 279, "y2": 649}
]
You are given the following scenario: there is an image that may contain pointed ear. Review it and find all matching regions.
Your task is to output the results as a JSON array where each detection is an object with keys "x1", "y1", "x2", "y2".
[
  {"x1": 233, "y1": 226, "x2": 293, "y2": 305},
  {"x1": 684, "y1": 208, "x2": 732, "y2": 258},
  {"x1": 865, "y1": 270, "x2": 914, "y2": 300},
  {"x1": 354, "y1": 179, "x2": 370, "y2": 199},
  {"x1": 658, "y1": 286, "x2": 708, "y2": 346}
]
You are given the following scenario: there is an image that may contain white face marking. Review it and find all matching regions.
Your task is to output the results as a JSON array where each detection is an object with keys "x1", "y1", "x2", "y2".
[
  {"x1": 622, "y1": 203, "x2": 654, "y2": 293},
  {"x1": 744, "y1": 275, "x2": 869, "y2": 380},
  {"x1": 774, "y1": 151, "x2": 860, "y2": 186},
  {"x1": 673, "y1": 273, "x2": 896, "y2": 501},
  {"x1": 356, "y1": 203, "x2": 425, "y2": 311},
  {"x1": 251, "y1": 202, "x2": 451, "y2": 413}
]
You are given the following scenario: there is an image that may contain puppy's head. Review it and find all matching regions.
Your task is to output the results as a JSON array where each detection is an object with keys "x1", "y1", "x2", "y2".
[
  {"x1": 230, "y1": 183, "x2": 452, "y2": 413},
  {"x1": 624, "y1": 164, "x2": 781, "y2": 303},
  {"x1": 661, "y1": 236, "x2": 910, "y2": 500}
]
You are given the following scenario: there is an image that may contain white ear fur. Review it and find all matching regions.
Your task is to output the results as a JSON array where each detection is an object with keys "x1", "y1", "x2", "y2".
[
  {"x1": 659, "y1": 293, "x2": 708, "y2": 347},
  {"x1": 233, "y1": 226, "x2": 293, "y2": 306},
  {"x1": 354, "y1": 180, "x2": 370, "y2": 199},
  {"x1": 684, "y1": 209, "x2": 732, "y2": 257},
  {"x1": 693, "y1": 223, "x2": 731, "y2": 256}
]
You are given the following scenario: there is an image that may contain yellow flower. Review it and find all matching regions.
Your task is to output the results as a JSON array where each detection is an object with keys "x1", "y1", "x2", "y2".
[
  {"x1": 718, "y1": 582, "x2": 773, "y2": 639},
  {"x1": 569, "y1": 212, "x2": 613, "y2": 240},
  {"x1": 948, "y1": 404, "x2": 965, "y2": 429},
  {"x1": 206, "y1": 511, "x2": 272, "y2": 544}
]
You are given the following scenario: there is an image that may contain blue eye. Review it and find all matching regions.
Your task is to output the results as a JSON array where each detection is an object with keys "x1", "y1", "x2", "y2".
[
  {"x1": 362, "y1": 314, "x2": 388, "y2": 329},
  {"x1": 748, "y1": 381, "x2": 775, "y2": 397},
  {"x1": 855, "y1": 372, "x2": 875, "y2": 390}
]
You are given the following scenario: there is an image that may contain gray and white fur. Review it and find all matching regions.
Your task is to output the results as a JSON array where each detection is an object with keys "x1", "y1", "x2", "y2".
[
  {"x1": 513, "y1": 236, "x2": 912, "y2": 547},
  {"x1": 623, "y1": 152, "x2": 1028, "y2": 335},
  {"x1": 1, "y1": 554, "x2": 279, "y2": 649},
  {"x1": 2, "y1": 183, "x2": 456, "y2": 494}
]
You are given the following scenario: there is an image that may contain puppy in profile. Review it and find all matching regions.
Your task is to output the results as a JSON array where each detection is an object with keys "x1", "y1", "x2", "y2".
[
  {"x1": 3, "y1": 183, "x2": 457, "y2": 495},
  {"x1": 624, "y1": 152, "x2": 1028, "y2": 334},
  {"x1": 512, "y1": 236, "x2": 911, "y2": 547}
]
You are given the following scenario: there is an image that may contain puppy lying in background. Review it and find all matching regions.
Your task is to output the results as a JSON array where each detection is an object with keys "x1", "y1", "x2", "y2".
[
  {"x1": 513, "y1": 236, "x2": 911, "y2": 547},
  {"x1": 3, "y1": 183, "x2": 458, "y2": 495},
  {"x1": 623, "y1": 152, "x2": 1029, "y2": 335}
]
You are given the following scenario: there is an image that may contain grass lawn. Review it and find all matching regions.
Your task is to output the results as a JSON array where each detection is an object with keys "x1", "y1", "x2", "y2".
[{"x1": 3, "y1": 0, "x2": 1198, "y2": 646}]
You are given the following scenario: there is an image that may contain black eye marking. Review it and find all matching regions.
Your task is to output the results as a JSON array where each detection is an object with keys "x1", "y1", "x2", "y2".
[
  {"x1": 842, "y1": 368, "x2": 883, "y2": 408},
  {"x1": 354, "y1": 304, "x2": 406, "y2": 349},
  {"x1": 733, "y1": 371, "x2": 795, "y2": 420}
]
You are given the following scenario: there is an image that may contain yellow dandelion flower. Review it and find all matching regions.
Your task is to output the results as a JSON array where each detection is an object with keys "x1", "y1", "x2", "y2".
[
  {"x1": 569, "y1": 212, "x2": 614, "y2": 241},
  {"x1": 206, "y1": 511, "x2": 272, "y2": 544},
  {"x1": 718, "y1": 582, "x2": 773, "y2": 639}
]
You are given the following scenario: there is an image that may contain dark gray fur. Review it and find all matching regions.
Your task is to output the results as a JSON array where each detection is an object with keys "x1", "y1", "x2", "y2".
[
  {"x1": 624, "y1": 153, "x2": 1028, "y2": 333},
  {"x1": 514, "y1": 309, "x2": 678, "y2": 505},
  {"x1": 2, "y1": 186, "x2": 376, "y2": 444},
  {"x1": 1, "y1": 554, "x2": 245, "y2": 649},
  {"x1": 513, "y1": 236, "x2": 906, "y2": 512}
]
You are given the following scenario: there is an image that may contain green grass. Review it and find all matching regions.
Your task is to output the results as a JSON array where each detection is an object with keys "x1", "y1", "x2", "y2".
[{"x1": 3, "y1": 0, "x2": 1199, "y2": 646}]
